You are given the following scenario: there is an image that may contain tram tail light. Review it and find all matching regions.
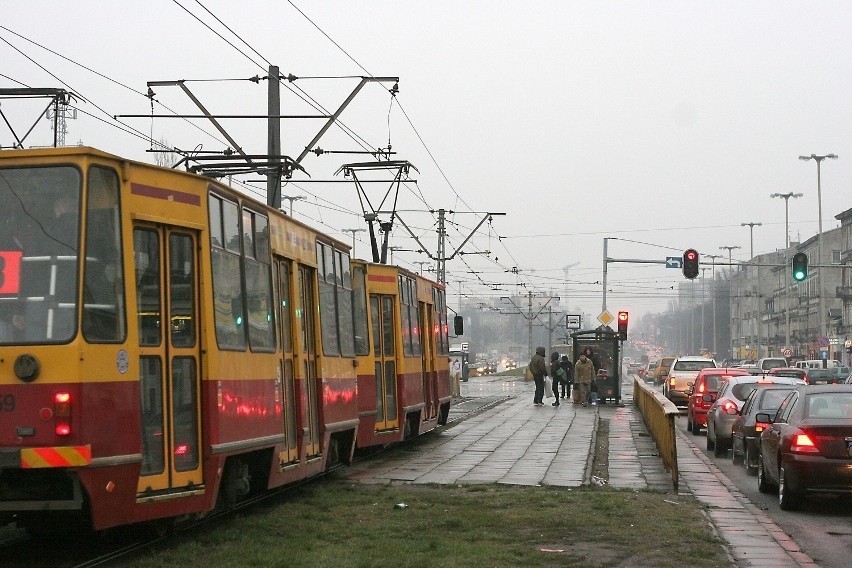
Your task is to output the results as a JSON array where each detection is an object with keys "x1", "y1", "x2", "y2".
[{"x1": 54, "y1": 392, "x2": 72, "y2": 436}]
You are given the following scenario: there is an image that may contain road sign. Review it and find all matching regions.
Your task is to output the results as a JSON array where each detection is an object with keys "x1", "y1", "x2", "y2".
[
  {"x1": 597, "y1": 310, "x2": 614, "y2": 326},
  {"x1": 818, "y1": 335, "x2": 829, "y2": 348},
  {"x1": 565, "y1": 314, "x2": 581, "y2": 329},
  {"x1": 781, "y1": 347, "x2": 793, "y2": 357},
  {"x1": 665, "y1": 256, "x2": 682, "y2": 269}
]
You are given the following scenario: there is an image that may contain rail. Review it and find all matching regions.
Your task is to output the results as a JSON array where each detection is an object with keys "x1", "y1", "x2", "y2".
[{"x1": 632, "y1": 378, "x2": 679, "y2": 489}]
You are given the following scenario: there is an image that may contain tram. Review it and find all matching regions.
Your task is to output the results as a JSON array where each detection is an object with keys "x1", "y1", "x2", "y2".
[{"x1": 0, "y1": 146, "x2": 451, "y2": 533}]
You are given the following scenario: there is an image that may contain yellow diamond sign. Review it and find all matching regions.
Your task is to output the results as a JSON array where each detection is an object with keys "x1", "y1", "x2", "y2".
[{"x1": 597, "y1": 310, "x2": 614, "y2": 326}]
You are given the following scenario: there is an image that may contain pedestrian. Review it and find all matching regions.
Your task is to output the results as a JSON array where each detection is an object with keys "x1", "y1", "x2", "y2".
[
  {"x1": 574, "y1": 351, "x2": 595, "y2": 407},
  {"x1": 528, "y1": 346, "x2": 548, "y2": 406},
  {"x1": 560, "y1": 355, "x2": 573, "y2": 399},
  {"x1": 550, "y1": 351, "x2": 564, "y2": 406}
]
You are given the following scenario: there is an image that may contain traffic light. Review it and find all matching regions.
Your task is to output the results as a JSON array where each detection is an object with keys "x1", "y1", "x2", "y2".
[
  {"x1": 791, "y1": 252, "x2": 808, "y2": 282},
  {"x1": 617, "y1": 311, "x2": 628, "y2": 341},
  {"x1": 682, "y1": 249, "x2": 699, "y2": 279}
]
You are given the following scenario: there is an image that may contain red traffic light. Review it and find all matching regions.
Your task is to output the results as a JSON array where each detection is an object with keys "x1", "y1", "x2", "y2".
[
  {"x1": 617, "y1": 311, "x2": 628, "y2": 340},
  {"x1": 682, "y1": 248, "x2": 699, "y2": 279}
]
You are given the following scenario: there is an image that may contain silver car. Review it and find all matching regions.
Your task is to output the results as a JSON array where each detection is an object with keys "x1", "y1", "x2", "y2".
[{"x1": 706, "y1": 375, "x2": 800, "y2": 458}]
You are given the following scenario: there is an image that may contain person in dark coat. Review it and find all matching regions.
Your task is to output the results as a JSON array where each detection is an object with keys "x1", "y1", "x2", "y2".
[
  {"x1": 560, "y1": 355, "x2": 573, "y2": 399},
  {"x1": 550, "y1": 351, "x2": 563, "y2": 406},
  {"x1": 528, "y1": 346, "x2": 548, "y2": 406}
]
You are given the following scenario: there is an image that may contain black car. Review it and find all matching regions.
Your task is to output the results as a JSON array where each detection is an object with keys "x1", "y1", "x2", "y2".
[
  {"x1": 757, "y1": 384, "x2": 852, "y2": 510},
  {"x1": 731, "y1": 386, "x2": 796, "y2": 474}
]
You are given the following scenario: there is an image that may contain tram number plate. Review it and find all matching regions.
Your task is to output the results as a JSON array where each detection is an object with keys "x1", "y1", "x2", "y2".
[{"x1": 0, "y1": 395, "x2": 15, "y2": 412}]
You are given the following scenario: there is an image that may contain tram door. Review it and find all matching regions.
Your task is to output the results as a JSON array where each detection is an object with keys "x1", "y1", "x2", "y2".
[
  {"x1": 298, "y1": 265, "x2": 320, "y2": 458},
  {"x1": 134, "y1": 225, "x2": 203, "y2": 494},
  {"x1": 275, "y1": 259, "x2": 298, "y2": 464},
  {"x1": 370, "y1": 294, "x2": 398, "y2": 430},
  {"x1": 420, "y1": 302, "x2": 437, "y2": 421}
]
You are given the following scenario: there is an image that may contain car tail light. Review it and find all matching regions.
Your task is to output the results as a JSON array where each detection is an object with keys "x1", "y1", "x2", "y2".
[
  {"x1": 722, "y1": 401, "x2": 738, "y2": 415},
  {"x1": 669, "y1": 377, "x2": 676, "y2": 388},
  {"x1": 54, "y1": 392, "x2": 71, "y2": 436},
  {"x1": 754, "y1": 420, "x2": 770, "y2": 433},
  {"x1": 697, "y1": 382, "x2": 705, "y2": 393},
  {"x1": 790, "y1": 433, "x2": 819, "y2": 454}
]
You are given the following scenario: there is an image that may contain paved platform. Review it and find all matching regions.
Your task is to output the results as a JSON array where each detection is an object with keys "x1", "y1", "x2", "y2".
[{"x1": 346, "y1": 375, "x2": 817, "y2": 567}]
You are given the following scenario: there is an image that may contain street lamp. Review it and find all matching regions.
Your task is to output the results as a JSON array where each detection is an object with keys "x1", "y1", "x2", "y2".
[
  {"x1": 720, "y1": 245, "x2": 741, "y2": 358},
  {"x1": 770, "y1": 192, "x2": 803, "y2": 350},
  {"x1": 706, "y1": 254, "x2": 720, "y2": 355},
  {"x1": 799, "y1": 153, "x2": 837, "y2": 344},
  {"x1": 741, "y1": 222, "x2": 762, "y2": 357},
  {"x1": 281, "y1": 194, "x2": 306, "y2": 217},
  {"x1": 341, "y1": 228, "x2": 365, "y2": 254}
]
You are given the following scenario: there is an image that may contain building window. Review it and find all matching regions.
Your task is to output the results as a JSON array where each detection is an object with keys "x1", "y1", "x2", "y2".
[{"x1": 832, "y1": 250, "x2": 841, "y2": 265}]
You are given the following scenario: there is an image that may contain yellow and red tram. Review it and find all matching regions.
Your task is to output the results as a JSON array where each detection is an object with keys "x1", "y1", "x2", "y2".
[{"x1": 0, "y1": 146, "x2": 450, "y2": 533}]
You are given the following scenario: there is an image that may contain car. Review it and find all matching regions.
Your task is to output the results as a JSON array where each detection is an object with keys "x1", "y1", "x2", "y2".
[
  {"x1": 795, "y1": 359, "x2": 842, "y2": 370},
  {"x1": 664, "y1": 356, "x2": 716, "y2": 410},
  {"x1": 766, "y1": 367, "x2": 808, "y2": 384},
  {"x1": 686, "y1": 368, "x2": 750, "y2": 434},
  {"x1": 755, "y1": 357, "x2": 788, "y2": 372},
  {"x1": 757, "y1": 384, "x2": 852, "y2": 510},
  {"x1": 737, "y1": 364, "x2": 763, "y2": 376},
  {"x1": 706, "y1": 375, "x2": 801, "y2": 458},
  {"x1": 805, "y1": 368, "x2": 836, "y2": 385},
  {"x1": 653, "y1": 356, "x2": 676, "y2": 386},
  {"x1": 468, "y1": 360, "x2": 493, "y2": 377},
  {"x1": 831, "y1": 367, "x2": 851, "y2": 383},
  {"x1": 643, "y1": 360, "x2": 659, "y2": 383},
  {"x1": 731, "y1": 386, "x2": 797, "y2": 474}
]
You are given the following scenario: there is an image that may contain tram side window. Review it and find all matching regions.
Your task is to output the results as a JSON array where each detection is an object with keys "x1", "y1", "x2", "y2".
[
  {"x1": 352, "y1": 265, "x2": 369, "y2": 355},
  {"x1": 317, "y1": 242, "x2": 340, "y2": 356},
  {"x1": 432, "y1": 288, "x2": 449, "y2": 356},
  {"x1": 209, "y1": 195, "x2": 245, "y2": 349},
  {"x1": 337, "y1": 251, "x2": 354, "y2": 357},
  {"x1": 243, "y1": 209, "x2": 274, "y2": 351},
  {"x1": 83, "y1": 166, "x2": 126, "y2": 342},
  {"x1": 398, "y1": 275, "x2": 420, "y2": 357}
]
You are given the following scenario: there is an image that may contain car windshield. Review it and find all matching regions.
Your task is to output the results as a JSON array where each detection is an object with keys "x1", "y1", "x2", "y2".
[
  {"x1": 771, "y1": 371, "x2": 802, "y2": 378},
  {"x1": 729, "y1": 379, "x2": 792, "y2": 402},
  {"x1": 0, "y1": 166, "x2": 81, "y2": 344},
  {"x1": 673, "y1": 360, "x2": 714, "y2": 372},
  {"x1": 762, "y1": 360, "x2": 786, "y2": 370},
  {"x1": 806, "y1": 392, "x2": 852, "y2": 419}
]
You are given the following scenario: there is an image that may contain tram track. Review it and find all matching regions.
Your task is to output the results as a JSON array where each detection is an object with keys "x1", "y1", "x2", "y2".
[{"x1": 2, "y1": 406, "x2": 490, "y2": 568}]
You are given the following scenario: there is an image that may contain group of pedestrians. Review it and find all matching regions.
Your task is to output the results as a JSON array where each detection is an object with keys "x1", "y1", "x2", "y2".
[{"x1": 528, "y1": 346, "x2": 599, "y2": 407}]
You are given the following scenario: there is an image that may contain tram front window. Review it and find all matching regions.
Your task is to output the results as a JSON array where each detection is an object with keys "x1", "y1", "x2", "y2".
[{"x1": 0, "y1": 166, "x2": 80, "y2": 343}]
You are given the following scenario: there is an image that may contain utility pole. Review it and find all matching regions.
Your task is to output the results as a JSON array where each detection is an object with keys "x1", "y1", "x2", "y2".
[
  {"x1": 742, "y1": 222, "x2": 762, "y2": 358},
  {"x1": 706, "y1": 254, "x2": 720, "y2": 356},
  {"x1": 281, "y1": 194, "x2": 305, "y2": 217},
  {"x1": 720, "y1": 245, "x2": 741, "y2": 358},
  {"x1": 502, "y1": 292, "x2": 559, "y2": 361},
  {"x1": 267, "y1": 65, "x2": 281, "y2": 209},
  {"x1": 341, "y1": 228, "x2": 365, "y2": 254}
]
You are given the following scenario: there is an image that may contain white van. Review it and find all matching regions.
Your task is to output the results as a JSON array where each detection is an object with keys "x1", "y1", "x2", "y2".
[{"x1": 795, "y1": 359, "x2": 841, "y2": 369}]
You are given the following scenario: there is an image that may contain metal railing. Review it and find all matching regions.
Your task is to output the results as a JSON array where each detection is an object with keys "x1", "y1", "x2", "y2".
[{"x1": 633, "y1": 378, "x2": 679, "y2": 489}]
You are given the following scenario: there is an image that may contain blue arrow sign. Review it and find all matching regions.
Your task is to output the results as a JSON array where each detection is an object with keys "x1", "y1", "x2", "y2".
[{"x1": 665, "y1": 256, "x2": 682, "y2": 269}]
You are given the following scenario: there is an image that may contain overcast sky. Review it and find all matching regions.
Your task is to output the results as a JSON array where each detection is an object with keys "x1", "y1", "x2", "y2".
[{"x1": 3, "y1": 1, "x2": 851, "y2": 322}]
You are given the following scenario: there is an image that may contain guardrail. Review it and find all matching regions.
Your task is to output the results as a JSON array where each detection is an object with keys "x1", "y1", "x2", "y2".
[{"x1": 633, "y1": 378, "x2": 679, "y2": 489}]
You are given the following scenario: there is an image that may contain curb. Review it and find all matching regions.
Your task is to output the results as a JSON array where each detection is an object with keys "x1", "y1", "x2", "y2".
[{"x1": 582, "y1": 406, "x2": 600, "y2": 486}]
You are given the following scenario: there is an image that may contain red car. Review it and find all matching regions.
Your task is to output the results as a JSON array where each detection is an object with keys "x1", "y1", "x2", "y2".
[{"x1": 687, "y1": 368, "x2": 750, "y2": 434}]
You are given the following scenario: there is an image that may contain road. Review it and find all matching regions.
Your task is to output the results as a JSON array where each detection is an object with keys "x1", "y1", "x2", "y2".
[{"x1": 644, "y1": 378, "x2": 852, "y2": 568}]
